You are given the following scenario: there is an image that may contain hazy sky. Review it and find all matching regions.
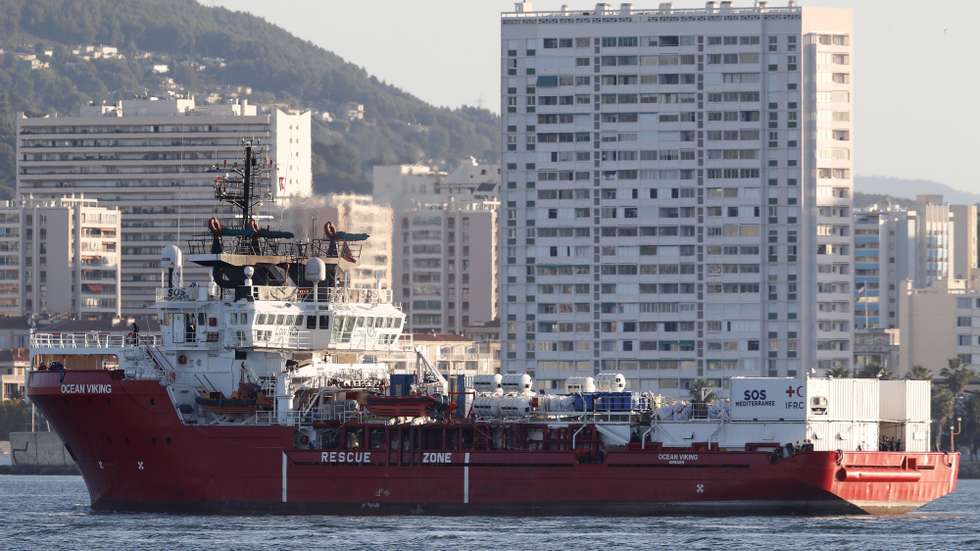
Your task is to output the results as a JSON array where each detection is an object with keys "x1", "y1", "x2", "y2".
[{"x1": 210, "y1": 0, "x2": 979, "y2": 193}]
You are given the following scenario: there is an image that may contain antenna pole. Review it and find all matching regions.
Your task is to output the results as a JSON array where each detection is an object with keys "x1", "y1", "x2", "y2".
[{"x1": 243, "y1": 144, "x2": 252, "y2": 226}]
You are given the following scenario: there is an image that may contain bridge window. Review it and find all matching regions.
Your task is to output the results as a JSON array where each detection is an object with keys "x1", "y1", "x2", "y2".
[
  {"x1": 306, "y1": 316, "x2": 316, "y2": 330},
  {"x1": 256, "y1": 314, "x2": 267, "y2": 325},
  {"x1": 318, "y1": 315, "x2": 330, "y2": 329},
  {"x1": 294, "y1": 315, "x2": 304, "y2": 327}
]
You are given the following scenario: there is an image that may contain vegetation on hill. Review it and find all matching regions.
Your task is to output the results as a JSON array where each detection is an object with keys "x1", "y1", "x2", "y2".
[{"x1": 0, "y1": 0, "x2": 499, "y2": 197}]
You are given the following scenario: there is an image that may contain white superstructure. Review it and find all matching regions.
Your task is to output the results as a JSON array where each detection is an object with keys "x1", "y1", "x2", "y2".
[
  {"x1": 499, "y1": 2, "x2": 854, "y2": 394},
  {"x1": 29, "y1": 143, "x2": 406, "y2": 428}
]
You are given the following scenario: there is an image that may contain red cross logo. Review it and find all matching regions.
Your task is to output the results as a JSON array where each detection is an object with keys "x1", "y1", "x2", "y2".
[{"x1": 786, "y1": 385, "x2": 796, "y2": 398}]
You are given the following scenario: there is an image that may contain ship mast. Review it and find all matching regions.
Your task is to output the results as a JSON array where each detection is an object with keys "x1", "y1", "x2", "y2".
[
  {"x1": 210, "y1": 139, "x2": 273, "y2": 253},
  {"x1": 214, "y1": 141, "x2": 270, "y2": 228}
]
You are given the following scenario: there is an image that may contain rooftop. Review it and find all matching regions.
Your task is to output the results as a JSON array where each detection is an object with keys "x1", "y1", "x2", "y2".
[{"x1": 503, "y1": 1, "x2": 801, "y2": 18}]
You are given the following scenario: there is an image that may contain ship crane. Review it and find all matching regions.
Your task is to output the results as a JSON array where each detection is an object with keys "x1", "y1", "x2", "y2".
[{"x1": 414, "y1": 346, "x2": 448, "y2": 396}]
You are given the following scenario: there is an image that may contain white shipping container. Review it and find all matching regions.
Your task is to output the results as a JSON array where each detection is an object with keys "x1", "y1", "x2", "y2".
[
  {"x1": 729, "y1": 377, "x2": 806, "y2": 421},
  {"x1": 879, "y1": 380, "x2": 930, "y2": 422},
  {"x1": 806, "y1": 378, "x2": 879, "y2": 422},
  {"x1": 903, "y1": 421, "x2": 931, "y2": 452},
  {"x1": 806, "y1": 421, "x2": 879, "y2": 452}
]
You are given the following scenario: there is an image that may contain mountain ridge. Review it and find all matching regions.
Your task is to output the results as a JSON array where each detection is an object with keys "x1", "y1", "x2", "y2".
[{"x1": 855, "y1": 176, "x2": 980, "y2": 205}]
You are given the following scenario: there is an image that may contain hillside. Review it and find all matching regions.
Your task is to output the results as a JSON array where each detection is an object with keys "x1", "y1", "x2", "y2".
[
  {"x1": 0, "y1": 0, "x2": 499, "y2": 197},
  {"x1": 855, "y1": 176, "x2": 980, "y2": 205}
]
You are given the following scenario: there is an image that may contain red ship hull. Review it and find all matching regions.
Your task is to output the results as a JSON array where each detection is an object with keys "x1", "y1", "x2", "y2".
[{"x1": 29, "y1": 370, "x2": 960, "y2": 515}]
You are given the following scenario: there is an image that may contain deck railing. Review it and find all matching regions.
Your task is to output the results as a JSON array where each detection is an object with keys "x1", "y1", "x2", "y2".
[
  {"x1": 30, "y1": 332, "x2": 161, "y2": 349},
  {"x1": 156, "y1": 285, "x2": 393, "y2": 304}
]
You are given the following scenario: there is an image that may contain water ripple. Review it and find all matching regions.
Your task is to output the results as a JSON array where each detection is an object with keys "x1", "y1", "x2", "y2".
[{"x1": 0, "y1": 475, "x2": 976, "y2": 550}]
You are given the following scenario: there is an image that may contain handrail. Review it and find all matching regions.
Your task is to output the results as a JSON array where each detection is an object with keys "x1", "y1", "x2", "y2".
[
  {"x1": 157, "y1": 285, "x2": 393, "y2": 304},
  {"x1": 31, "y1": 332, "x2": 160, "y2": 349}
]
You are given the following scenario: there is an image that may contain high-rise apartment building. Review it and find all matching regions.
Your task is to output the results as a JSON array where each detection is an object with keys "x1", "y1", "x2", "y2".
[
  {"x1": 899, "y1": 277, "x2": 980, "y2": 377},
  {"x1": 16, "y1": 97, "x2": 311, "y2": 313},
  {"x1": 0, "y1": 196, "x2": 121, "y2": 317},
  {"x1": 853, "y1": 207, "x2": 916, "y2": 330},
  {"x1": 910, "y1": 195, "x2": 954, "y2": 288},
  {"x1": 500, "y1": 2, "x2": 854, "y2": 392},
  {"x1": 374, "y1": 159, "x2": 501, "y2": 334},
  {"x1": 951, "y1": 204, "x2": 978, "y2": 280},
  {"x1": 395, "y1": 200, "x2": 498, "y2": 334}
]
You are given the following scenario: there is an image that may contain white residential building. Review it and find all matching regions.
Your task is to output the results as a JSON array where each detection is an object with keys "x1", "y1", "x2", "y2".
[
  {"x1": 373, "y1": 158, "x2": 500, "y2": 208},
  {"x1": 0, "y1": 196, "x2": 121, "y2": 317},
  {"x1": 899, "y1": 277, "x2": 980, "y2": 376},
  {"x1": 911, "y1": 195, "x2": 954, "y2": 288},
  {"x1": 282, "y1": 194, "x2": 394, "y2": 290},
  {"x1": 373, "y1": 163, "x2": 443, "y2": 208},
  {"x1": 853, "y1": 206, "x2": 916, "y2": 331},
  {"x1": 951, "y1": 203, "x2": 978, "y2": 280},
  {"x1": 395, "y1": 200, "x2": 498, "y2": 334},
  {"x1": 375, "y1": 159, "x2": 500, "y2": 334},
  {"x1": 500, "y1": 2, "x2": 854, "y2": 392},
  {"x1": 16, "y1": 97, "x2": 311, "y2": 313}
]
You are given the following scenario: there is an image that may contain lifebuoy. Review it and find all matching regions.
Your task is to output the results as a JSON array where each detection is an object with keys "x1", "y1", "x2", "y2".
[
  {"x1": 207, "y1": 217, "x2": 222, "y2": 235},
  {"x1": 247, "y1": 218, "x2": 259, "y2": 232},
  {"x1": 324, "y1": 221, "x2": 337, "y2": 239},
  {"x1": 177, "y1": 354, "x2": 188, "y2": 365}
]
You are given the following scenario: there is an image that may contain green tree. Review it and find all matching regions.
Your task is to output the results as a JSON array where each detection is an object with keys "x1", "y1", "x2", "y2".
[
  {"x1": 906, "y1": 365, "x2": 932, "y2": 381},
  {"x1": 857, "y1": 363, "x2": 893, "y2": 380},
  {"x1": 932, "y1": 385, "x2": 956, "y2": 452},
  {"x1": 940, "y1": 357, "x2": 973, "y2": 397},
  {"x1": 962, "y1": 392, "x2": 980, "y2": 461},
  {"x1": 826, "y1": 366, "x2": 852, "y2": 378}
]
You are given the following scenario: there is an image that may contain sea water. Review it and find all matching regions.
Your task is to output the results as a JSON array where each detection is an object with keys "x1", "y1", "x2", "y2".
[{"x1": 0, "y1": 475, "x2": 976, "y2": 550}]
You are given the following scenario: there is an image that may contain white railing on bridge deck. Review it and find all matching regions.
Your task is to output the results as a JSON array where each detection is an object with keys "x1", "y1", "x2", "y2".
[
  {"x1": 252, "y1": 286, "x2": 393, "y2": 304},
  {"x1": 239, "y1": 328, "x2": 312, "y2": 350},
  {"x1": 155, "y1": 285, "x2": 393, "y2": 305},
  {"x1": 30, "y1": 332, "x2": 161, "y2": 350}
]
